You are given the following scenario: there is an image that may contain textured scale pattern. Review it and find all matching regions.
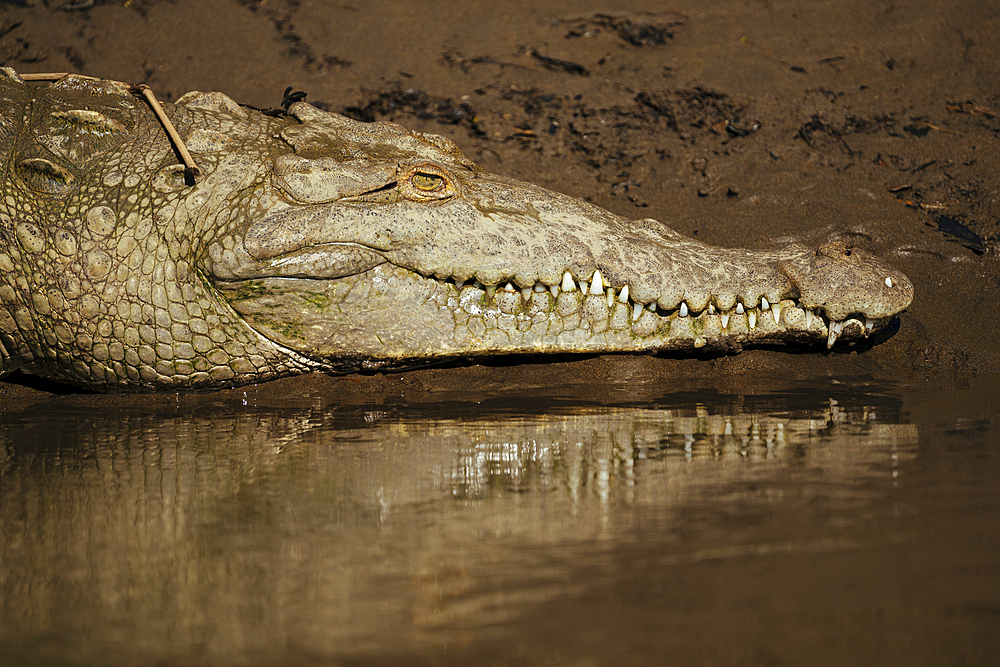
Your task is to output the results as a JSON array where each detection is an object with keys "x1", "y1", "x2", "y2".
[{"x1": 0, "y1": 73, "x2": 318, "y2": 387}]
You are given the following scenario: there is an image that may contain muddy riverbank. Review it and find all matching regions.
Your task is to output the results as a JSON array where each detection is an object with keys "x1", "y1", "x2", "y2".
[{"x1": 1, "y1": 0, "x2": 999, "y2": 399}]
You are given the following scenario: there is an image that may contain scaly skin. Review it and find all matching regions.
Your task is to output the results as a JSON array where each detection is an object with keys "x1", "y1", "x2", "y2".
[{"x1": 0, "y1": 71, "x2": 913, "y2": 390}]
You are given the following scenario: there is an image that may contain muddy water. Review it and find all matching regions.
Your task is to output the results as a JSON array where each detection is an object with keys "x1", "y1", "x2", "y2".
[{"x1": 0, "y1": 374, "x2": 997, "y2": 666}]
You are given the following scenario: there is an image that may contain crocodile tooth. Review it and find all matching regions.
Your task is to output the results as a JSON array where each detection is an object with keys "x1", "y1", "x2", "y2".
[
  {"x1": 885, "y1": 277, "x2": 893, "y2": 288},
  {"x1": 721, "y1": 312, "x2": 730, "y2": 329},
  {"x1": 632, "y1": 303, "x2": 644, "y2": 322},
  {"x1": 561, "y1": 271, "x2": 576, "y2": 292},
  {"x1": 522, "y1": 286, "x2": 533, "y2": 300},
  {"x1": 736, "y1": 302, "x2": 745, "y2": 315},
  {"x1": 708, "y1": 303, "x2": 716, "y2": 315},
  {"x1": 679, "y1": 302, "x2": 689, "y2": 318},
  {"x1": 617, "y1": 284, "x2": 629, "y2": 303},
  {"x1": 473, "y1": 279, "x2": 485, "y2": 290},
  {"x1": 827, "y1": 320, "x2": 845, "y2": 349},
  {"x1": 549, "y1": 284, "x2": 559, "y2": 298},
  {"x1": 805, "y1": 308, "x2": 816, "y2": 329},
  {"x1": 534, "y1": 281, "x2": 547, "y2": 292},
  {"x1": 606, "y1": 288, "x2": 615, "y2": 308},
  {"x1": 748, "y1": 310, "x2": 757, "y2": 329},
  {"x1": 502, "y1": 282, "x2": 515, "y2": 292},
  {"x1": 485, "y1": 284, "x2": 496, "y2": 299},
  {"x1": 865, "y1": 317, "x2": 875, "y2": 336},
  {"x1": 455, "y1": 279, "x2": 465, "y2": 290},
  {"x1": 579, "y1": 279, "x2": 588, "y2": 294},
  {"x1": 590, "y1": 269, "x2": 604, "y2": 295},
  {"x1": 771, "y1": 303, "x2": 781, "y2": 325},
  {"x1": 761, "y1": 297, "x2": 770, "y2": 311}
]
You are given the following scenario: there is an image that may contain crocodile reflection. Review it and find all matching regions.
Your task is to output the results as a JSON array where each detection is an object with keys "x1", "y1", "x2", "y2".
[
  {"x1": 0, "y1": 399, "x2": 917, "y2": 662},
  {"x1": 437, "y1": 401, "x2": 912, "y2": 503},
  {"x1": 0, "y1": 400, "x2": 918, "y2": 514}
]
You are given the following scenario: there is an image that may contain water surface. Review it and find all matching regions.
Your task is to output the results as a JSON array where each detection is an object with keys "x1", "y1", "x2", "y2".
[{"x1": 1, "y1": 374, "x2": 997, "y2": 665}]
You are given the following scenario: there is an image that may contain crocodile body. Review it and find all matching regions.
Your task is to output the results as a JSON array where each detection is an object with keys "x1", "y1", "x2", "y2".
[{"x1": 0, "y1": 71, "x2": 912, "y2": 390}]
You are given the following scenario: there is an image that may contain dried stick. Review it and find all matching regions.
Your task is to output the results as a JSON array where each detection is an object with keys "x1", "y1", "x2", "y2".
[
  {"x1": 19, "y1": 72, "x2": 76, "y2": 81},
  {"x1": 133, "y1": 84, "x2": 200, "y2": 178}
]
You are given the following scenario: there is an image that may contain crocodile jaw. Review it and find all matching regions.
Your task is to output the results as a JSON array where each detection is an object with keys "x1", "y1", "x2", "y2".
[
  {"x1": 213, "y1": 212, "x2": 912, "y2": 369},
  {"x1": 205, "y1": 98, "x2": 912, "y2": 368},
  {"x1": 217, "y1": 267, "x2": 885, "y2": 371},
  {"x1": 209, "y1": 157, "x2": 912, "y2": 368}
]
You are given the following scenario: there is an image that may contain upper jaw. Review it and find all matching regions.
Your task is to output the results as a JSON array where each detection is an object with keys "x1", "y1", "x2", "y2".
[
  {"x1": 210, "y1": 238, "x2": 907, "y2": 356},
  {"x1": 217, "y1": 181, "x2": 913, "y2": 308},
  {"x1": 206, "y1": 171, "x2": 912, "y2": 353}
]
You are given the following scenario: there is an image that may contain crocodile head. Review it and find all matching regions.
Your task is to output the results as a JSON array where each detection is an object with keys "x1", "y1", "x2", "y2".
[{"x1": 0, "y1": 71, "x2": 912, "y2": 389}]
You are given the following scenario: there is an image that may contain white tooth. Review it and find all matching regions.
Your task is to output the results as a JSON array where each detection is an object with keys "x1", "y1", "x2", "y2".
[
  {"x1": 579, "y1": 279, "x2": 588, "y2": 294},
  {"x1": 485, "y1": 284, "x2": 496, "y2": 299},
  {"x1": 771, "y1": 303, "x2": 781, "y2": 324},
  {"x1": 606, "y1": 288, "x2": 615, "y2": 308},
  {"x1": 550, "y1": 284, "x2": 560, "y2": 298},
  {"x1": 561, "y1": 271, "x2": 576, "y2": 292},
  {"x1": 761, "y1": 297, "x2": 770, "y2": 311},
  {"x1": 590, "y1": 269, "x2": 604, "y2": 294},
  {"x1": 534, "y1": 281, "x2": 547, "y2": 292},
  {"x1": 618, "y1": 284, "x2": 629, "y2": 303},
  {"x1": 503, "y1": 282, "x2": 515, "y2": 292},
  {"x1": 522, "y1": 287, "x2": 533, "y2": 300},
  {"x1": 805, "y1": 309, "x2": 815, "y2": 329},
  {"x1": 721, "y1": 312, "x2": 730, "y2": 329},
  {"x1": 748, "y1": 310, "x2": 757, "y2": 329},
  {"x1": 473, "y1": 279, "x2": 484, "y2": 290},
  {"x1": 885, "y1": 277, "x2": 893, "y2": 288},
  {"x1": 632, "y1": 303, "x2": 644, "y2": 321},
  {"x1": 736, "y1": 302, "x2": 745, "y2": 315},
  {"x1": 679, "y1": 302, "x2": 689, "y2": 317},
  {"x1": 865, "y1": 317, "x2": 875, "y2": 335},
  {"x1": 827, "y1": 320, "x2": 844, "y2": 349},
  {"x1": 708, "y1": 303, "x2": 716, "y2": 315},
  {"x1": 455, "y1": 279, "x2": 465, "y2": 290}
]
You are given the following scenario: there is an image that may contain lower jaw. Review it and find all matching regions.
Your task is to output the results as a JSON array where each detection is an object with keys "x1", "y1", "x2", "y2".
[{"x1": 218, "y1": 266, "x2": 892, "y2": 367}]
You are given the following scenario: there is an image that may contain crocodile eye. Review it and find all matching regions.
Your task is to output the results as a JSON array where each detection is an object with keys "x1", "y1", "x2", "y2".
[{"x1": 412, "y1": 172, "x2": 444, "y2": 192}]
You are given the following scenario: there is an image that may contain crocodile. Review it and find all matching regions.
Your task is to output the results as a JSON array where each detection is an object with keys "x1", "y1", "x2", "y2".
[{"x1": 0, "y1": 70, "x2": 913, "y2": 391}]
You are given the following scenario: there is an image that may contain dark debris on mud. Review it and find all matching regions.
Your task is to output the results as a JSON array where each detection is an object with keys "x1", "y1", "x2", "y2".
[
  {"x1": 341, "y1": 87, "x2": 484, "y2": 135},
  {"x1": 341, "y1": 81, "x2": 762, "y2": 210},
  {"x1": 561, "y1": 11, "x2": 688, "y2": 47}
]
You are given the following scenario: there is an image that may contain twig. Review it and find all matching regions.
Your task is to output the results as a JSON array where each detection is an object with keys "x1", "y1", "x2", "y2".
[
  {"x1": 20, "y1": 72, "x2": 77, "y2": 80},
  {"x1": 133, "y1": 84, "x2": 200, "y2": 178}
]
